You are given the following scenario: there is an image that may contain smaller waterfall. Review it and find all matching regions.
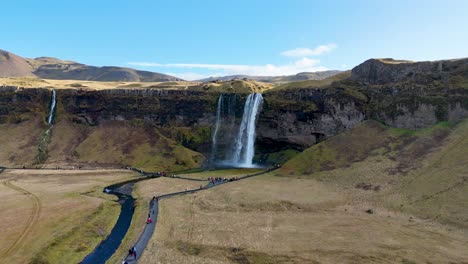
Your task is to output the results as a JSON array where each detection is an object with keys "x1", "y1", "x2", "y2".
[
  {"x1": 230, "y1": 93, "x2": 263, "y2": 167},
  {"x1": 47, "y1": 89, "x2": 57, "y2": 125},
  {"x1": 37, "y1": 89, "x2": 57, "y2": 164},
  {"x1": 210, "y1": 94, "x2": 224, "y2": 161}
]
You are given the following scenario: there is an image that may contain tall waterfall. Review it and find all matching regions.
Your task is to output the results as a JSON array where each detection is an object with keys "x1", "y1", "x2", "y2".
[
  {"x1": 47, "y1": 89, "x2": 57, "y2": 125},
  {"x1": 210, "y1": 94, "x2": 224, "y2": 161},
  {"x1": 230, "y1": 93, "x2": 263, "y2": 167},
  {"x1": 210, "y1": 93, "x2": 263, "y2": 168}
]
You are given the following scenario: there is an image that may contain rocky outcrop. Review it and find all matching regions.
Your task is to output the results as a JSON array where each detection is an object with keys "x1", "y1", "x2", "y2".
[
  {"x1": 258, "y1": 88, "x2": 366, "y2": 151},
  {"x1": 0, "y1": 86, "x2": 51, "y2": 123},
  {"x1": 351, "y1": 58, "x2": 467, "y2": 85},
  {"x1": 58, "y1": 89, "x2": 216, "y2": 126}
]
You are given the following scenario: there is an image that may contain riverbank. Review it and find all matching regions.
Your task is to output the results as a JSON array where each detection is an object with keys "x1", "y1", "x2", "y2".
[{"x1": 0, "y1": 169, "x2": 136, "y2": 263}]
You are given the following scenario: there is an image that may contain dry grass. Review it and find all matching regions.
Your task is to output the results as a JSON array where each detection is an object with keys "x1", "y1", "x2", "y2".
[
  {"x1": 45, "y1": 119, "x2": 204, "y2": 171},
  {"x1": 0, "y1": 117, "x2": 44, "y2": 167},
  {"x1": 135, "y1": 120, "x2": 468, "y2": 263},
  {"x1": 137, "y1": 174, "x2": 468, "y2": 264},
  {"x1": 192, "y1": 79, "x2": 274, "y2": 93},
  {"x1": 0, "y1": 169, "x2": 136, "y2": 263},
  {"x1": 0, "y1": 115, "x2": 204, "y2": 171},
  {"x1": 0, "y1": 77, "x2": 199, "y2": 90},
  {"x1": 108, "y1": 177, "x2": 203, "y2": 263}
]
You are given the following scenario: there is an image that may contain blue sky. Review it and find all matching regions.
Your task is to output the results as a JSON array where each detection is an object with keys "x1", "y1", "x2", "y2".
[{"x1": 2, "y1": 0, "x2": 467, "y2": 80}]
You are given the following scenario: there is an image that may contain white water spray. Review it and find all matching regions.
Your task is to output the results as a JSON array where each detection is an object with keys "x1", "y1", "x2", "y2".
[
  {"x1": 47, "y1": 89, "x2": 56, "y2": 125},
  {"x1": 230, "y1": 93, "x2": 263, "y2": 167},
  {"x1": 211, "y1": 94, "x2": 224, "y2": 161}
]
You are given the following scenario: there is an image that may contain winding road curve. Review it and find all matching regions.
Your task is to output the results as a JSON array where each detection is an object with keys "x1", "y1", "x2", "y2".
[
  {"x1": 122, "y1": 167, "x2": 277, "y2": 264},
  {"x1": 0, "y1": 178, "x2": 42, "y2": 258}
]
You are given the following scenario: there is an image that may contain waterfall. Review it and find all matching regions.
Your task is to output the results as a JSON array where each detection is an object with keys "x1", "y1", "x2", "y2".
[
  {"x1": 47, "y1": 89, "x2": 57, "y2": 125},
  {"x1": 230, "y1": 93, "x2": 263, "y2": 167},
  {"x1": 37, "y1": 89, "x2": 57, "y2": 164},
  {"x1": 211, "y1": 94, "x2": 224, "y2": 161},
  {"x1": 209, "y1": 93, "x2": 263, "y2": 168}
]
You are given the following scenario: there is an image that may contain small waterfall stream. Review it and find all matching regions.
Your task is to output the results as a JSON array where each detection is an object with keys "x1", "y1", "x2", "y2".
[
  {"x1": 211, "y1": 94, "x2": 224, "y2": 161},
  {"x1": 36, "y1": 89, "x2": 57, "y2": 164},
  {"x1": 47, "y1": 89, "x2": 56, "y2": 125}
]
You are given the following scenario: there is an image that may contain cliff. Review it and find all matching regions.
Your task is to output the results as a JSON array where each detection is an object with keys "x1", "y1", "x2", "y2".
[
  {"x1": 351, "y1": 58, "x2": 467, "y2": 85},
  {"x1": 0, "y1": 57, "x2": 467, "y2": 168}
]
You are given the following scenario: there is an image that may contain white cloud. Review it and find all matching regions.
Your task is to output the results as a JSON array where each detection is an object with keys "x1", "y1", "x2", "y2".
[
  {"x1": 281, "y1": 43, "x2": 337, "y2": 57},
  {"x1": 129, "y1": 58, "x2": 329, "y2": 80},
  {"x1": 164, "y1": 72, "x2": 224, "y2": 81},
  {"x1": 128, "y1": 43, "x2": 338, "y2": 80}
]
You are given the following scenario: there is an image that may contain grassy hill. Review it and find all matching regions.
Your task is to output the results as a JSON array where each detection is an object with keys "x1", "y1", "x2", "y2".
[
  {"x1": 190, "y1": 79, "x2": 273, "y2": 93},
  {"x1": 280, "y1": 119, "x2": 468, "y2": 228},
  {"x1": 133, "y1": 119, "x2": 468, "y2": 263}
]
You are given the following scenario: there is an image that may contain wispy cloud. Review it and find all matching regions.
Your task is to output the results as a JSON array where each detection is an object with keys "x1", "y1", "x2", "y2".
[
  {"x1": 164, "y1": 72, "x2": 224, "y2": 81},
  {"x1": 280, "y1": 43, "x2": 337, "y2": 57},
  {"x1": 129, "y1": 58, "x2": 327, "y2": 80},
  {"x1": 128, "y1": 43, "x2": 337, "y2": 80}
]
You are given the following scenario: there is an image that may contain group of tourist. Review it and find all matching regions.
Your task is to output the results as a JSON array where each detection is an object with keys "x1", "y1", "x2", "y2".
[{"x1": 208, "y1": 176, "x2": 240, "y2": 184}]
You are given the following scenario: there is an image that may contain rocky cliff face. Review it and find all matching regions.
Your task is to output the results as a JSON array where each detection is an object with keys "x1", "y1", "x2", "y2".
[
  {"x1": 0, "y1": 86, "x2": 50, "y2": 123},
  {"x1": 58, "y1": 89, "x2": 215, "y2": 126},
  {"x1": 351, "y1": 58, "x2": 468, "y2": 129},
  {"x1": 0, "y1": 57, "x2": 466, "y2": 167},
  {"x1": 351, "y1": 58, "x2": 467, "y2": 85},
  {"x1": 258, "y1": 88, "x2": 366, "y2": 152}
]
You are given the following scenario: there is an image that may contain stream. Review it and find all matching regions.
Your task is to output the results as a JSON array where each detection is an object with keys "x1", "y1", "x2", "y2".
[{"x1": 81, "y1": 179, "x2": 143, "y2": 264}]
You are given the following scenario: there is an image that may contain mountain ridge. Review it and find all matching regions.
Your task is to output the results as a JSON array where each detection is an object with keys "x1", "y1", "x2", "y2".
[
  {"x1": 0, "y1": 49, "x2": 183, "y2": 82},
  {"x1": 197, "y1": 70, "x2": 342, "y2": 83}
]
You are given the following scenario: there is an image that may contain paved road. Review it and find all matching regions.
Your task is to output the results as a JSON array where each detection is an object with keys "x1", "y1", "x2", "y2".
[{"x1": 122, "y1": 167, "x2": 277, "y2": 263}]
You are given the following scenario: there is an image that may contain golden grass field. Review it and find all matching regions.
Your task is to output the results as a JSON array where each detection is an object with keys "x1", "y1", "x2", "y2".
[
  {"x1": 0, "y1": 169, "x2": 136, "y2": 263},
  {"x1": 0, "y1": 77, "x2": 199, "y2": 90},
  {"x1": 0, "y1": 77, "x2": 276, "y2": 93},
  {"x1": 134, "y1": 120, "x2": 468, "y2": 264},
  {"x1": 136, "y1": 175, "x2": 468, "y2": 264}
]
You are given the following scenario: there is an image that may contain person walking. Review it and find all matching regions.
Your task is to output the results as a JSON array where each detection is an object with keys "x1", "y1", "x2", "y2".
[{"x1": 132, "y1": 246, "x2": 137, "y2": 259}]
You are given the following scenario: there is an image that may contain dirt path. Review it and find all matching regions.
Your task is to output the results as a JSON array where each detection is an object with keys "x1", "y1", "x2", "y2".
[{"x1": 1, "y1": 179, "x2": 42, "y2": 258}]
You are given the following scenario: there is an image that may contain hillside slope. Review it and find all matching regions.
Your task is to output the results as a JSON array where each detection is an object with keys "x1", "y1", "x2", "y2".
[
  {"x1": 136, "y1": 120, "x2": 468, "y2": 263},
  {"x1": 280, "y1": 119, "x2": 468, "y2": 228},
  {"x1": 0, "y1": 49, "x2": 182, "y2": 82},
  {"x1": 0, "y1": 50, "x2": 35, "y2": 77}
]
